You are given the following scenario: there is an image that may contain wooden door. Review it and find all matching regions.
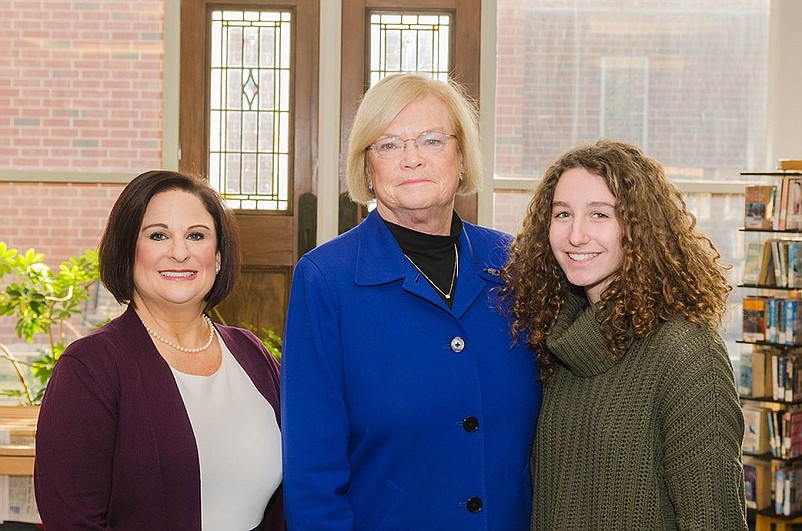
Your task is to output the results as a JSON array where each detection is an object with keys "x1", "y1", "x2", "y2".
[
  {"x1": 179, "y1": 0, "x2": 318, "y2": 339},
  {"x1": 339, "y1": 0, "x2": 481, "y2": 232}
]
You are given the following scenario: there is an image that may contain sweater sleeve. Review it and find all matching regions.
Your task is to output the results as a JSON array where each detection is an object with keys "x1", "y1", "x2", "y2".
[
  {"x1": 34, "y1": 340, "x2": 118, "y2": 530},
  {"x1": 281, "y1": 256, "x2": 355, "y2": 530},
  {"x1": 658, "y1": 328, "x2": 748, "y2": 531}
]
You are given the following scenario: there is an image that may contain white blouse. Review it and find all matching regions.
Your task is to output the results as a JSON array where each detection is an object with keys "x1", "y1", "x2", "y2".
[{"x1": 171, "y1": 334, "x2": 282, "y2": 530}]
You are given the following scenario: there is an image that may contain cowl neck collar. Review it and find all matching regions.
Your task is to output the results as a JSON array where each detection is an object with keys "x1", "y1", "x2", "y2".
[{"x1": 546, "y1": 290, "x2": 629, "y2": 378}]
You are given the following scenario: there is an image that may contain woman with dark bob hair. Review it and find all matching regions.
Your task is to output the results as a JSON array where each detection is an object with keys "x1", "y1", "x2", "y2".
[
  {"x1": 499, "y1": 139, "x2": 747, "y2": 529},
  {"x1": 34, "y1": 170, "x2": 284, "y2": 530}
]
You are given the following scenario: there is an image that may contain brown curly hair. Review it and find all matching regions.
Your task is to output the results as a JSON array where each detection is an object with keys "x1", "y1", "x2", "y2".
[{"x1": 498, "y1": 139, "x2": 731, "y2": 383}]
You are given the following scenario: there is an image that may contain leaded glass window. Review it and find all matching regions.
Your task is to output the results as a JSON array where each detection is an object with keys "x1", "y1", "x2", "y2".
[
  {"x1": 368, "y1": 13, "x2": 451, "y2": 86},
  {"x1": 209, "y1": 10, "x2": 291, "y2": 211}
]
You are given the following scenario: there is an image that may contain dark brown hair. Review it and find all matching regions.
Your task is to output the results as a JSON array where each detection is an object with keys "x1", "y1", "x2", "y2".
[{"x1": 98, "y1": 170, "x2": 241, "y2": 309}]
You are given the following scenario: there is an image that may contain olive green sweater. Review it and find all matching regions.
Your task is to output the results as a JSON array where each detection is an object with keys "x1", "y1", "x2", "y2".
[{"x1": 531, "y1": 292, "x2": 748, "y2": 530}]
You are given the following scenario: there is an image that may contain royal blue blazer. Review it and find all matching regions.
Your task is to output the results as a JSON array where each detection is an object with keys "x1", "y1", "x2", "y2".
[{"x1": 281, "y1": 210, "x2": 541, "y2": 530}]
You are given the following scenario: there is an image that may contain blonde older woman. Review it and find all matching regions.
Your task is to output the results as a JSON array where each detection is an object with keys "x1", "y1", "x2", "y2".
[{"x1": 282, "y1": 73, "x2": 541, "y2": 530}]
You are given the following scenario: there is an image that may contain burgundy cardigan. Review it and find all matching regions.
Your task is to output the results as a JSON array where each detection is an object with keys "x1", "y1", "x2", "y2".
[{"x1": 34, "y1": 306, "x2": 284, "y2": 530}]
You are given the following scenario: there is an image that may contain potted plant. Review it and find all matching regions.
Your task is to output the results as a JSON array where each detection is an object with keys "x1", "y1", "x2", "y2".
[{"x1": 0, "y1": 242, "x2": 100, "y2": 406}]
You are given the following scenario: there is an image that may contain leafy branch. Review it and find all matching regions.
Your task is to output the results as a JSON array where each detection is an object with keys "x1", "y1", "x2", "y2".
[{"x1": 0, "y1": 242, "x2": 99, "y2": 405}]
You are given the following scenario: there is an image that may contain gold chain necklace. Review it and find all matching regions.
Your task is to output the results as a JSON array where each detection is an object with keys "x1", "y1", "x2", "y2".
[
  {"x1": 142, "y1": 314, "x2": 215, "y2": 353},
  {"x1": 404, "y1": 243, "x2": 459, "y2": 300}
]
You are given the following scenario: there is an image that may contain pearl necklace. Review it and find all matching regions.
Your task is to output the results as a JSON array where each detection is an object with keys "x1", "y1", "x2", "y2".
[
  {"x1": 404, "y1": 243, "x2": 459, "y2": 300},
  {"x1": 142, "y1": 314, "x2": 215, "y2": 353}
]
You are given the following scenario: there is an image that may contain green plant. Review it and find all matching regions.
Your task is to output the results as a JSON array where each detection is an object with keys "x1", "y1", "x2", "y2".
[
  {"x1": 209, "y1": 308, "x2": 282, "y2": 361},
  {"x1": 259, "y1": 328, "x2": 282, "y2": 361},
  {"x1": 0, "y1": 242, "x2": 100, "y2": 405}
]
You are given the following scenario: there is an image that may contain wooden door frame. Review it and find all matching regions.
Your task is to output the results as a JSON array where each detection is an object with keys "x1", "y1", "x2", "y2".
[
  {"x1": 178, "y1": 0, "x2": 319, "y2": 336},
  {"x1": 339, "y1": 0, "x2": 482, "y2": 226},
  {"x1": 179, "y1": 0, "x2": 319, "y2": 227}
]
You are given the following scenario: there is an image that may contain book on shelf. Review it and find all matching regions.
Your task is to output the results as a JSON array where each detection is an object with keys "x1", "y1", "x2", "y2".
[
  {"x1": 772, "y1": 410, "x2": 783, "y2": 454},
  {"x1": 759, "y1": 241, "x2": 777, "y2": 286},
  {"x1": 785, "y1": 300, "x2": 802, "y2": 345},
  {"x1": 767, "y1": 409, "x2": 778, "y2": 455},
  {"x1": 745, "y1": 185, "x2": 777, "y2": 230},
  {"x1": 767, "y1": 298, "x2": 779, "y2": 343},
  {"x1": 740, "y1": 348, "x2": 773, "y2": 398},
  {"x1": 789, "y1": 241, "x2": 802, "y2": 288},
  {"x1": 771, "y1": 352, "x2": 802, "y2": 403},
  {"x1": 771, "y1": 240, "x2": 790, "y2": 288},
  {"x1": 773, "y1": 462, "x2": 802, "y2": 516},
  {"x1": 786, "y1": 357, "x2": 802, "y2": 402},
  {"x1": 786, "y1": 177, "x2": 802, "y2": 231},
  {"x1": 743, "y1": 407, "x2": 771, "y2": 454},
  {"x1": 743, "y1": 296, "x2": 767, "y2": 342},
  {"x1": 778, "y1": 176, "x2": 793, "y2": 231},
  {"x1": 746, "y1": 239, "x2": 802, "y2": 288},
  {"x1": 777, "y1": 466, "x2": 787, "y2": 515},
  {"x1": 743, "y1": 241, "x2": 765, "y2": 285},
  {"x1": 784, "y1": 410, "x2": 802, "y2": 459},
  {"x1": 743, "y1": 458, "x2": 772, "y2": 510},
  {"x1": 741, "y1": 346, "x2": 802, "y2": 402},
  {"x1": 779, "y1": 159, "x2": 802, "y2": 171}
]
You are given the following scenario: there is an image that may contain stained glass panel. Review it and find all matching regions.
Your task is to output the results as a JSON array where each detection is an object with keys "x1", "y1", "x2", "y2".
[{"x1": 209, "y1": 10, "x2": 291, "y2": 210}]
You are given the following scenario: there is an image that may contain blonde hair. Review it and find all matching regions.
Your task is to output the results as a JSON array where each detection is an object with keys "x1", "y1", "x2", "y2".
[
  {"x1": 345, "y1": 74, "x2": 483, "y2": 205},
  {"x1": 498, "y1": 139, "x2": 732, "y2": 382}
]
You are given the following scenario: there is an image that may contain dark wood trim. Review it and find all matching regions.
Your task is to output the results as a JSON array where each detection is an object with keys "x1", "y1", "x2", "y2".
[{"x1": 339, "y1": 0, "x2": 481, "y2": 226}]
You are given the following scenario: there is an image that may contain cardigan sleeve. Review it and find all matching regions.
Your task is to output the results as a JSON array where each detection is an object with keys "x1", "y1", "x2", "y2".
[
  {"x1": 658, "y1": 328, "x2": 748, "y2": 531},
  {"x1": 34, "y1": 339, "x2": 119, "y2": 530},
  {"x1": 281, "y1": 256, "x2": 355, "y2": 530}
]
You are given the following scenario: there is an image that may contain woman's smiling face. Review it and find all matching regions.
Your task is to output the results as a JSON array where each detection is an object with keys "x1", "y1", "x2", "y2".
[
  {"x1": 548, "y1": 167, "x2": 623, "y2": 304},
  {"x1": 132, "y1": 189, "x2": 221, "y2": 313}
]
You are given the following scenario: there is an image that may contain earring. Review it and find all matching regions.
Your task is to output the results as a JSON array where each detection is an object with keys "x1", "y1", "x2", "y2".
[
  {"x1": 368, "y1": 181, "x2": 374, "y2": 192},
  {"x1": 215, "y1": 266, "x2": 220, "y2": 274}
]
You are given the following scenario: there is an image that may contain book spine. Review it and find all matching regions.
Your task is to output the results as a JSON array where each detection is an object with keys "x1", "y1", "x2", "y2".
[
  {"x1": 785, "y1": 300, "x2": 798, "y2": 345},
  {"x1": 777, "y1": 467, "x2": 786, "y2": 514},
  {"x1": 768, "y1": 410, "x2": 778, "y2": 457},
  {"x1": 768, "y1": 298, "x2": 778, "y2": 343},
  {"x1": 773, "y1": 353, "x2": 781, "y2": 400}
]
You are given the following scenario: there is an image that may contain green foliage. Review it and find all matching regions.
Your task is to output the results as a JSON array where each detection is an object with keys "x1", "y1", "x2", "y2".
[
  {"x1": 0, "y1": 242, "x2": 99, "y2": 405},
  {"x1": 238, "y1": 321, "x2": 282, "y2": 361},
  {"x1": 260, "y1": 328, "x2": 282, "y2": 361}
]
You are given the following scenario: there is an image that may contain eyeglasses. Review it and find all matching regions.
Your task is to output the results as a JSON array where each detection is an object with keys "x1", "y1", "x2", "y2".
[{"x1": 369, "y1": 131, "x2": 457, "y2": 160}]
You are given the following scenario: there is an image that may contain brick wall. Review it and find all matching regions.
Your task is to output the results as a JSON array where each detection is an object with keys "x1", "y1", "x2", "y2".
[
  {"x1": 0, "y1": 0, "x2": 164, "y2": 171},
  {"x1": 0, "y1": 182, "x2": 122, "y2": 263},
  {"x1": 0, "y1": 182, "x2": 124, "y2": 345},
  {"x1": 0, "y1": 0, "x2": 162, "y2": 347}
]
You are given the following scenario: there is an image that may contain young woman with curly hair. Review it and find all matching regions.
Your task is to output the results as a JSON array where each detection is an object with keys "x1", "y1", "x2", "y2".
[{"x1": 499, "y1": 139, "x2": 748, "y2": 530}]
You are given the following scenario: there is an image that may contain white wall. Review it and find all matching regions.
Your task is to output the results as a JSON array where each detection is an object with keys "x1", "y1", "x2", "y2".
[{"x1": 768, "y1": 0, "x2": 802, "y2": 165}]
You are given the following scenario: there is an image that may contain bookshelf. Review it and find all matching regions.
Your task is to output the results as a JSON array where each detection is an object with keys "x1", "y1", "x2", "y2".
[{"x1": 739, "y1": 171, "x2": 802, "y2": 523}]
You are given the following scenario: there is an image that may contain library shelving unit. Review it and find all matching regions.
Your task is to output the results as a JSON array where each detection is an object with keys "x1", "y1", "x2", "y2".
[{"x1": 739, "y1": 171, "x2": 802, "y2": 529}]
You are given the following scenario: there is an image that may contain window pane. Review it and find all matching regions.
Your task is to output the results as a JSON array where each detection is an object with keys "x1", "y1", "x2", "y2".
[
  {"x1": 494, "y1": 1, "x2": 770, "y2": 181},
  {"x1": 368, "y1": 12, "x2": 451, "y2": 86},
  {"x1": 686, "y1": 191, "x2": 748, "y2": 356},
  {"x1": 494, "y1": 1, "x2": 771, "y2": 360},
  {"x1": 209, "y1": 10, "x2": 291, "y2": 211}
]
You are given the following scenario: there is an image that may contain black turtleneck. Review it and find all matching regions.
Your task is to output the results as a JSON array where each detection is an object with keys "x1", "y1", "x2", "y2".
[{"x1": 382, "y1": 213, "x2": 464, "y2": 307}]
